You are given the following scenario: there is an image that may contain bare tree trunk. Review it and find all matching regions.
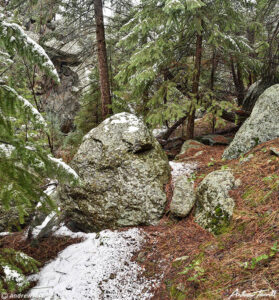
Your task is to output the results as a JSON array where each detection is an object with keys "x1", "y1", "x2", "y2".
[
  {"x1": 186, "y1": 24, "x2": 203, "y2": 139},
  {"x1": 210, "y1": 49, "x2": 218, "y2": 133},
  {"x1": 236, "y1": 63, "x2": 245, "y2": 106},
  {"x1": 231, "y1": 57, "x2": 245, "y2": 106},
  {"x1": 94, "y1": 0, "x2": 112, "y2": 119}
]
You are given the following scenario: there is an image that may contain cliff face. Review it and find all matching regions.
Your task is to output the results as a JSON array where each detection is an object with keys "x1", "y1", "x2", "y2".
[
  {"x1": 26, "y1": 27, "x2": 92, "y2": 133},
  {"x1": 39, "y1": 40, "x2": 81, "y2": 133}
]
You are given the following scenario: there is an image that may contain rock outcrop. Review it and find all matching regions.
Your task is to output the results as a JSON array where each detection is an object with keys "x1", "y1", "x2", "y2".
[
  {"x1": 26, "y1": 31, "x2": 89, "y2": 133},
  {"x1": 223, "y1": 84, "x2": 279, "y2": 159},
  {"x1": 242, "y1": 80, "x2": 278, "y2": 112},
  {"x1": 195, "y1": 170, "x2": 236, "y2": 234},
  {"x1": 170, "y1": 175, "x2": 195, "y2": 218},
  {"x1": 59, "y1": 113, "x2": 171, "y2": 232}
]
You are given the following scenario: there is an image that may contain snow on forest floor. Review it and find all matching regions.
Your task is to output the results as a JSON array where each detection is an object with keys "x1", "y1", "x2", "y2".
[
  {"x1": 29, "y1": 227, "x2": 158, "y2": 300},
  {"x1": 169, "y1": 161, "x2": 198, "y2": 183},
  {"x1": 28, "y1": 161, "x2": 198, "y2": 300}
]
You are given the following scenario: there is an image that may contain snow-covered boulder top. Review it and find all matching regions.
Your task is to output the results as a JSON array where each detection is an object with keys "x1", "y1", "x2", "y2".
[
  {"x1": 44, "y1": 38, "x2": 83, "y2": 65},
  {"x1": 81, "y1": 112, "x2": 155, "y2": 155},
  {"x1": 223, "y1": 84, "x2": 279, "y2": 159},
  {"x1": 59, "y1": 113, "x2": 171, "y2": 232}
]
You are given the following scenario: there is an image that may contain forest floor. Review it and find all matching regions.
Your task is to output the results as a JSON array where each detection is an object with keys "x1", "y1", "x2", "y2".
[
  {"x1": 139, "y1": 138, "x2": 279, "y2": 300},
  {"x1": 1, "y1": 117, "x2": 279, "y2": 299}
]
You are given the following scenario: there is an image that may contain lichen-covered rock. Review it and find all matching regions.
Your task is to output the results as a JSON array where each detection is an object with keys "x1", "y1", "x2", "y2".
[
  {"x1": 242, "y1": 80, "x2": 278, "y2": 112},
  {"x1": 170, "y1": 176, "x2": 195, "y2": 218},
  {"x1": 223, "y1": 84, "x2": 279, "y2": 159},
  {"x1": 195, "y1": 170, "x2": 236, "y2": 234},
  {"x1": 179, "y1": 140, "x2": 203, "y2": 156},
  {"x1": 59, "y1": 113, "x2": 171, "y2": 232}
]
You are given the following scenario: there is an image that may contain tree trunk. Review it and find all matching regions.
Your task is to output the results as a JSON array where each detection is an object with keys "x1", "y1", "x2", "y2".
[
  {"x1": 230, "y1": 58, "x2": 245, "y2": 106},
  {"x1": 210, "y1": 49, "x2": 218, "y2": 133},
  {"x1": 186, "y1": 25, "x2": 203, "y2": 139},
  {"x1": 236, "y1": 63, "x2": 245, "y2": 106},
  {"x1": 94, "y1": 0, "x2": 112, "y2": 119}
]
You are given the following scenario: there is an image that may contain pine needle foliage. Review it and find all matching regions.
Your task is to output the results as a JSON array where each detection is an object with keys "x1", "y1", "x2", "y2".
[
  {"x1": 0, "y1": 248, "x2": 40, "y2": 293},
  {"x1": 0, "y1": 15, "x2": 79, "y2": 226},
  {"x1": 114, "y1": 0, "x2": 268, "y2": 129}
]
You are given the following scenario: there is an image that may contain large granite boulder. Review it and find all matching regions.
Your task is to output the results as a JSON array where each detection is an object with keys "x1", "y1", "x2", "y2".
[
  {"x1": 170, "y1": 175, "x2": 195, "y2": 218},
  {"x1": 195, "y1": 170, "x2": 236, "y2": 234},
  {"x1": 59, "y1": 113, "x2": 171, "y2": 232},
  {"x1": 223, "y1": 84, "x2": 279, "y2": 160}
]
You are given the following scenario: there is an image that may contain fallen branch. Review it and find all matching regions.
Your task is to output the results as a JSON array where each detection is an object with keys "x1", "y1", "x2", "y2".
[
  {"x1": 157, "y1": 115, "x2": 187, "y2": 143},
  {"x1": 220, "y1": 109, "x2": 250, "y2": 125}
]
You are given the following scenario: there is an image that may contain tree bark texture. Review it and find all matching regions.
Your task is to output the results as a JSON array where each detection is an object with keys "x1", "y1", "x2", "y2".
[
  {"x1": 94, "y1": 0, "x2": 112, "y2": 119},
  {"x1": 186, "y1": 25, "x2": 203, "y2": 139},
  {"x1": 230, "y1": 57, "x2": 245, "y2": 106}
]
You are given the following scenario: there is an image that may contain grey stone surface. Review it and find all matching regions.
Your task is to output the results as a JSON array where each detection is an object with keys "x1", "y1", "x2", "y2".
[
  {"x1": 195, "y1": 170, "x2": 236, "y2": 234},
  {"x1": 40, "y1": 61, "x2": 80, "y2": 133},
  {"x1": 179, "y1": 140, "x2": 203, "y2": 156},
  {"x1": 223, "y1": 84, "x2": 279, "y2": 160},
  {"x1": 170, "y1": 176, "x2": 195, "y2": 218},
  {"x1": 26, "y1": 32, "x2": 84, "y2": 133},
  {"x1": 239, "y1": 153, "x2": 254, "y2": 164},
  {"x1": 270, "y1": 147, "x2": 279, "y2": 157},
  {"x1": 242, "y1": 80, "x2": 278, "y2": 112},
  {"x1": 59, "y1": 113, "x2": 171, "y2": 232}
]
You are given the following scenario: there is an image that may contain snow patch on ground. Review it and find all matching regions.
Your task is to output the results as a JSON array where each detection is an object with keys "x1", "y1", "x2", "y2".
[
  {"x1": 29, "y1": 227, "x2": 158, "y2": 300},
  {"x1": 0, "y1": 232, "x2": 10, "y2": 236},
  {"x1": 152, "y1": 126, "x2": 167, "y2": 138},
  {"x1": 170, "y1": 161, "x2": 198, "y2": 183}
]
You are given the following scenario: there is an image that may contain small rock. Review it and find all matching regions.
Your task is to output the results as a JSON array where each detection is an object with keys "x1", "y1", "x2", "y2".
[
  {"x1": 178, "y1": 140, "x2": 203, "y2": 156},
  {"x1": 194, "y1": 150, "x2": 204, "y2": 157},
  {"x1": 270, "y1": 147, "x2": 279, "y2": 156},
  {"x1": 239, "y1": 153, "x2": 254, "y2": 164},
  {"x1": 195, "y1": 170, "x2": 236, "y2": 234},
  {"x1": 170, "y1": 176, "x2": 195, "y2": 218},
  {"x1": 235, "y1": 178, "x2": 242, "y2": 188}
]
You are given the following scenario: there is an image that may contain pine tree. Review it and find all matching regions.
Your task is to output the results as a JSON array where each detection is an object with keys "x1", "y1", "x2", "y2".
[
  {"x1": 114, "y1": 0, "x2": 259, "y2": 136},
  {"x1": 0, "y1": 13, "x2": 81, "y2": 293},
  {"x1": 0, "y1": 15, "x2": 79, "y2": 225},
  {"x1": 94, "y1": 0, "x2": 112, "y2": 119}
]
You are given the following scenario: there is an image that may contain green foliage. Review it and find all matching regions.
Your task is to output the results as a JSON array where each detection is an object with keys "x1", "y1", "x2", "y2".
[
  {"x1": 0, "y1": 248, "x2": 40, "y2": 293},
  {"x1": 114, "y1": 0, "x2": 260, "y2": 129},
  {"x1": 178, "y1": 257, "x2": 205, "y2": 282},
  {"x1": 75, "y1": 70, "x2": 102, "y2": 136},
  {"x1": 0, "y1": 19, "x2": 59, "y2": 83},
  {"x1": 242, "y1": 242, "x2": 279, "y2": 270},
  {"x1": 0, "y1": 16, "x2": 79, "y2": 228}
]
